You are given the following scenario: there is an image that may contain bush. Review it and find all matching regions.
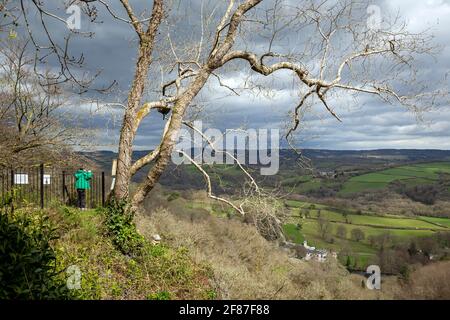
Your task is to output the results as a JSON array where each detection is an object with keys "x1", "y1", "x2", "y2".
[
  {"x1": 351, "y1": 228, "x2": 365, "y2": 242},
  {"x1": 336, "y1": 225, "x2": 347, "y2": 239},
  {"x1": 404, "y1": 185, "x2": 439, "y2": 205},
  {"x1": 403, "y1": 261, "x2": 450, "y2": 299},
  {"x1": 167, "y1": 192, "x2": 180, "y2": 202},
  {"x1": 103, "y1": 200, "x2": 144, "y2": 255},
  {"x1": 0, "y1": 207, "x2": 70, "y2": 299},
  {"x1": 147, "y1": 291, "x2": 171, "y2": 300},
  {"x1": 243, "y1": 196, "x2": 287, "y2": 241}
]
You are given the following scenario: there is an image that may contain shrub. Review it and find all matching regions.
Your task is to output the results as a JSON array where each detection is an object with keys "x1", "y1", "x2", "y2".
[
  {"x1": 0, "y1": 207, "x2": 70, "y2": 299},
  {"x1": 243, "y1": 196, "x2": 287, "y2": 241},
  {"x1": 147, "y1": 291, "x2": 171, "y2": 300},
  {"x1": 336, "y1": 225, "x2": 347, "y2": 239},
  {"x1": 351, "y1": 228, "x2": 365, "y2": 242},
  {"x1": 317, "y1": 217, "x2": 332, "y2": 240},
  {"x1": 143, "y1": 208, "x2": 372, "y2": 300},
  {"x1": 167, "y1": 192, "x2": 180, "y2": 202},
  {"x1": 404, "y1": 185, "x2": 439, "y2": 205},
  {"x1": 103, "y1": 200, "x2": 144, "y2": 255},
  {"x1": 403, "y1": 261, "x2": 450, "y2": 299}
]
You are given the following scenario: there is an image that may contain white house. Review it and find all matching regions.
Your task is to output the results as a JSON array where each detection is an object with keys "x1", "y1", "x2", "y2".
[
  {"x1": 303, "y1": 241, "x2": 336, "y2": 263},
  {"x1": 303, "y1": 240, "x2": 316, "y2": 251}
]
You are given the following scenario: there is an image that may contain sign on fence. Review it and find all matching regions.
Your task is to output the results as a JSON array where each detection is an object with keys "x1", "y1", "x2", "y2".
[
  {"x1": 43, "y1": 174, "x2": 51, "y2": 185},
  {"x1": 14, "y1": 174, "x2": 29, "y2": 185},
  {"x1": 111, "y1": 159, "x2": 117, "y2": 176},
  {"x1": 111, "y1": 159, "x2": 117, "y2": 191}
]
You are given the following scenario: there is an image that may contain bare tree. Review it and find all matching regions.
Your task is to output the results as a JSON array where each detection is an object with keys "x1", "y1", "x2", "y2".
[
  {"x1": 243, "y1": 194, "x2": 287, "y2": 241},
  {"x1": 16, "y1": 0, "x2": 448, "y2": 213},
  {"x1": 0, "y1": 0, "x2": 19, "y2": 32},
  {"x1": 317, "y1": 216, "x2": 332, "y2": 240},
  {"x1": 351, "y1": 228, "x2": 365, "y2": 242},
  {"x1": 336, "y1": 225, "x2": 347, "y2": 239},
  {"x1": 0, "y1": 39, "x2": 89, "y2": 166}
]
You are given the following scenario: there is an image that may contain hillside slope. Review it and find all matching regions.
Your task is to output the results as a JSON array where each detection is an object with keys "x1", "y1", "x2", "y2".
[
  {"x1": 1, "y1": 205, "x2": 213, "y2": 300},
  {"x1": 136, "y1": 206, "x2": 388, "y2": 299}
]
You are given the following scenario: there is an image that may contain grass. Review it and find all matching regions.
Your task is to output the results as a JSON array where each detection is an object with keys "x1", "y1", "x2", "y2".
[
  {"x1": 281, "y1": 175, "x2": 313, "y2": 187},
  {"x1": 340, "y1": 162, "x2": 450, "y2": 194},
  {"x1": 308, "y1": 209, "x2": 348, "y2": 222},
  {"x1": 283, "y1": 224, "x2": 305, "y2": 243},
  {"x1": 283, "y1": 198, "x2": 450, "y2": 269},
  {"x1": 419, "y1": 216, "x2": 450, "y2": 228},
  {"x1": 286, "y1": 199, "x2": 449, "y2": 231},
  {"x1": 297, "y1": 218, "x2": 435, "y2": 246},
  {"x1": 295, "y1": 218, "x2": 435, "y2": 268},
  {"x1": 26, "y1": 205, "x2": 215, "y2": 300},
  {"x1": 285, "y1": 199, "x2": 327, "y2": 209},
  {"x1": 290, "y1": 219, "x2": 378, "y2": 268},
  {"x1": 347, "y1": 215, "x2": 446, "y2": 230}
]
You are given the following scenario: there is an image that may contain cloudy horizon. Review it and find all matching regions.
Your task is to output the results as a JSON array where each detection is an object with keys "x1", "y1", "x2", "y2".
[{"x1": 16, "y1": 0, "x2": 450, "y2": 151}]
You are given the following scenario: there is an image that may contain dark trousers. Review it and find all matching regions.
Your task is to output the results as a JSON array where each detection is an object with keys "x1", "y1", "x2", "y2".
[{"x1": 77, "y1": 189, "x2": 86, "y2": 209}]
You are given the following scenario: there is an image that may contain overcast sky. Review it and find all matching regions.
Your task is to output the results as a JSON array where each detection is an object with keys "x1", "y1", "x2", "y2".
[{"x1": 17, "y1": 0, "x2": 450, "y2": 151}]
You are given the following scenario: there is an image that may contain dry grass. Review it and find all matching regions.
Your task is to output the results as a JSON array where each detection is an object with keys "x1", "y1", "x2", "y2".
[
  {"x1": 400, "y1": 261, "x2": 450, "y2": 300},
  {"x1": 136, "y1": 205, "x2": 390, "y2": 300}
]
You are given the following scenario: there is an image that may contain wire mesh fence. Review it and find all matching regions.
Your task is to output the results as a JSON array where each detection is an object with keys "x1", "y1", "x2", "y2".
[{"x1": 0, "y1": 164, "x2": 111, "y2": 209}]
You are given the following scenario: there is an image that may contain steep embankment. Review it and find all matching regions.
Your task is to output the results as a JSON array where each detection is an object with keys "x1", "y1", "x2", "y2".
[
  {"x1": 135, "y1": 206, "x2": 390, "y2": 300},
  {"x1": 1, "y1": 205, "x2": 213, "y2": 300}
]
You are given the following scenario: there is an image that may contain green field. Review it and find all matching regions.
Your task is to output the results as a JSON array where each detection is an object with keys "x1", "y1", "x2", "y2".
[
  {"x1": 340, "y1": 162, "x2": 450, "y2": 194},
  {"x1": 419, "y1": 216, "x2": 450, "y2": 228},
  {"x1": 284, "y1": 199, "x2": 450, "y2": 269},
  {"x1": 283, "y1": 224, "x2": 305, "y2": 244}
]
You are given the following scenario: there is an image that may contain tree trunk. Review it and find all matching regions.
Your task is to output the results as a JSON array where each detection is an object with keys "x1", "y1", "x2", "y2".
[
  {"x1": 113, "y1": 59, "x2": 149, "y2": 199},
  {"x1": 112, "y1": 0, "x2": 164, "y2": 202},
  {"x1": 114, "y1": 110, "x2": 138, "y2": 200},
  {"x1": 131, "y1": 67, "x2": 212, "y2": 209},
  {"x1": 113, "y1": 42, "x2": 158, "y2": 201}
]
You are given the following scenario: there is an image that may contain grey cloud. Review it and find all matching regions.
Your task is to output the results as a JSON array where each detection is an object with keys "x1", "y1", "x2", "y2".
[{"x1": 15, "y1": 0, "x2": 450, "y2": 151}]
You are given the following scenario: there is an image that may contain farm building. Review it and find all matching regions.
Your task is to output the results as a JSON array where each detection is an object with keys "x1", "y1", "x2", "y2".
[{"x1": 303, "y1": 241, "x2": 337, "y2": 263}]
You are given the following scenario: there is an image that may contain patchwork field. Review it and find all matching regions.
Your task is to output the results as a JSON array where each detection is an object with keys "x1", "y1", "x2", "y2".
[
  {"x1": 340, "y1": 162, "x2": 450, "y2": 194},
  {"x1": 284, "y1": 199, "x2": 450, "y2": 269}
]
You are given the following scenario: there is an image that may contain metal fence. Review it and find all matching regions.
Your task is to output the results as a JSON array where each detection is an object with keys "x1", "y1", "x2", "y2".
[{"x1": 0, "y1": 164, "x2": 111, "y2": 209}]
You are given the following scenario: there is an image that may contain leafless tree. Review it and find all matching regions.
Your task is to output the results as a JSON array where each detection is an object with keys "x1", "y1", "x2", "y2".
[
  {"x1": 0, "y1": 39, "x2": 91, "y2": 166},
  {"x1": 336, "y1": 224, "x2": 347, "y2": 239},
  {"x1": 351, "y1": 228, "x2": 365, "y2": 242},
  {"x1": 317, "y1": 216, "x2": 332, "y2": 240},
  {"x1": 242, "y1": 193, "x2": 288, "y2": 241},
  {"x1": 0, "y1": 0, "x2": 19, "y2": 31},
  {"x1": 16, "y1": 0, "x2": 448, "y2": 214}
]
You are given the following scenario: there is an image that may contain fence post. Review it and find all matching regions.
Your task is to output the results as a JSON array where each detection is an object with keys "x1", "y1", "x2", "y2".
[
  {"x1": 40, "y1": 164, "x2": 44, "y2": 209},
  {"x1": 101, "y1": 171, "x2": 105, "y2": 207},
  {"x1": 62, "y1": 171, "x2": 66, "y2": 204},
  {"x1": 10, "y1": 168, "x2": 14, "y2": 212}
]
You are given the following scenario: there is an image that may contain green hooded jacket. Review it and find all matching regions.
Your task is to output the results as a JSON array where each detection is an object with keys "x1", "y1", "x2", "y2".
[{"x1": 74, "y1": 170, "x2": 93, "y2": 190}]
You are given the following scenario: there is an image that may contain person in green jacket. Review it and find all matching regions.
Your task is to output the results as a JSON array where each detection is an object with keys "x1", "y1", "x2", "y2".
[{"x1": 74, "y1": 168, "x2": 93, "y2": 210}]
